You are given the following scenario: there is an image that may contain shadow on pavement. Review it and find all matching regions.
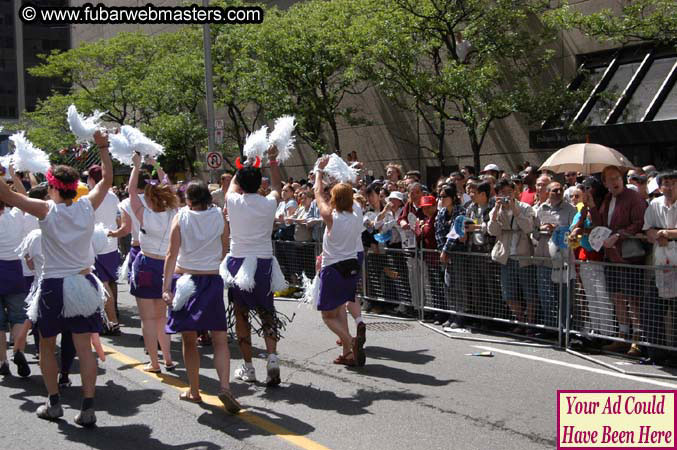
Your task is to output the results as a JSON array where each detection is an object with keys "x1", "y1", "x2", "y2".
[
  {"x1": 259, "y1": 383, "x2": 423, "y2": 415},
  {"x1": 351, "y1": 363, "x2": 459, "y2": 386},
  {"x1": 57, "y1": 422, "x2": 221, "y2": 450},
  {"x1": 365, "y1": 346, "x2": 436, "y2": 365}
]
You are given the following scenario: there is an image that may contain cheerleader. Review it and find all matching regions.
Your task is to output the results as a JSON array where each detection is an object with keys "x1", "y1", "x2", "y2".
[
  {"x1": 128, "y1": 153, "x2": 176, "y2": 372},
  {"x1": 161, "y1": 181, "x2": 240, "y2": 413},
  {"x1": 224, "y1": 145, "x2": 285, "y2": 386},
  {"x1": 0, "y1": 130, "x2": 112, "y2": 426},
  {"x1": 87, "y1": 164, "x2": 121, "y2": 333},
  {"x1": 313, "y1": 157, "x2": 364, "y2": 366}
]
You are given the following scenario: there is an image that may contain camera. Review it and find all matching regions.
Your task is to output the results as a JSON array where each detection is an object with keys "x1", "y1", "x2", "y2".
[{"x1": 498, "y1": 196, "x2": 511, "y2": 204}]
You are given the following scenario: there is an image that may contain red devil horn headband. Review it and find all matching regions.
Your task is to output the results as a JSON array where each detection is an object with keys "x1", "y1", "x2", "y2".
[{"x1": 235, "y1": 156, "x2": 262, "y2": 170}]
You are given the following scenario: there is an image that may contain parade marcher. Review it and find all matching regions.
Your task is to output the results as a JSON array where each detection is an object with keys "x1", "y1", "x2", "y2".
[
  {"x1": 87, "y1": 164, "x2": 121, "y2": 334},
  {"x1": 128, "y1": 153, "x2": 177, "y2": 373},
  {"x1": 162, "y1": 181, "x2": 240, "y2": 412},
  {"x1": 0, "y1": 130, "x2": 112, "y2": 426},
  {"x1": 223, "y1": 145, "x2": 287, "y2": 386},
  {"x1": 313, "y1": 156, "x2": 365, "y2": 366}
]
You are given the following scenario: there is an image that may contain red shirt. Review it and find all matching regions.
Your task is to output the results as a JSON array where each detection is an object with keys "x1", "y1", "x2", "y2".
[
  {"x1": 520, "y1": 186, "x2": 536, "y2": 206},
  {"x1": 415, "y1": 211, "x2": 438, "y2": 250}
]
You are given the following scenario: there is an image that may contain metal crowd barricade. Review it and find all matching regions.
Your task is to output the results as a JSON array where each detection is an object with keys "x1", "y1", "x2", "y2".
[
  {"x1": 419, "y1": 249, "x2": 561, "y2": 334},
  {"x1": 567, "y1": 259, "x2": 677, "y2": 353},
  {"x1": 272, "y1": 240, "x2": 321, "y2": 289},
  {"x1": 361, "y1": 246, "x2": 419, "y2": 309}
]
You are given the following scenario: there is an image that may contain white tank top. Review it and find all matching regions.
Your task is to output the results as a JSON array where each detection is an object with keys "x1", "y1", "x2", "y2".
[
  {"x1": 322, "y1": 209, "x2": 361, "y2": 267},
  {"x1": 140, "y1": 208, "x2": 176, "y2": 256},
  {"x1": 0, "y1": 207, "x2": 25, "y2": 261},
  {"x1": 176, "y1": 206, "x2": 224, "y2": 271},
  {"x1": 40, "y1": 197, "x2": 95, "y2": 279},
  {"x1": 94, "y1": 190, "x2": 120, "y2": 254}
]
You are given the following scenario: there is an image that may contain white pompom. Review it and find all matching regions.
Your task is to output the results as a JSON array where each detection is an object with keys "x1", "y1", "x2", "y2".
[
  {"x1": 268, "y1": 115, "x2": 295, "y2": 163},
  {"x1": 9, "y1": 132, "x2": 50, "y2": 174},
  {"x1": 1, "y1": 154, "x2": 14, "y2": 180},
  {"x1": 172, "y1": 274, "x2": 196, "y2": 311},
  {"x1": 62, "y1": 274, "x2": 105, "y2": 318},
  {"x1": 109, "y1": 125, "x2": 164, "y2": 165},
  {"x1": 109, "y1": 131, "x2": 134, "y2": 166},
  {"x1": 26, "y1": 286, "x2": 41, "y2": 323},
  {"x1": 91, "y1": 222, "x2": 111, "y2": 255},
  {"x1": 315, "y1": 153, "x2": 358, "y2": 184},
  {"x1": 300, "y1": 273, "x2": 320, "y2": 309},
  {"x1": 243, "y1": 126, "x2": 269, "y2": 162},
  {"x1": 233, "y1": 256, "x2": 258, "y2": 292},
  {"x1": 117, "y1": 251, "x2": 130, "y2": 283},
  {"x1": 271, "y1": 256, "x2": 289, "y2": 293},
  {"x1": 67, "y1": 104, "x2": 105, "y2": 143}
]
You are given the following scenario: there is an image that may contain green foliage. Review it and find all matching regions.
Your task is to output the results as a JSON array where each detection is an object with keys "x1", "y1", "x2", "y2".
[{"x1": 547, "y1": 0, "x2": 677, "y2": 46}]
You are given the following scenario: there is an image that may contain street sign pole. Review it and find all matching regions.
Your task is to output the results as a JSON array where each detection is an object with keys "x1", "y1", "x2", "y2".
[{"x1": 203, "y1": 0, "x2": 215, "y2": 181}]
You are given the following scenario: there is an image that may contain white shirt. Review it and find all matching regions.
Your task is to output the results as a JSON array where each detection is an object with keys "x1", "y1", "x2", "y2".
[
  {"x1": 118, "y1": 196, "x2": 144, "y2": 244},
  {"x1": 353, "y1": 202, "x2": 365, "y2": 254},
  {"x1": 643, "y1": 196, "x2": 677, "y2": 230},
  {"x1": 40, "y1": 197, "x2": 95, "y2": 279},
  {"x1": 140, "y1": 208, "x2": 177, "y2": 256},
  {"x1": 20, "y1": 213, "x2": 40, "y2": 275},
  {"x1": 227, "y1": 192, "x2": 278, "y2": 258},
  {"x1": 95, "y1": 190, "x2": 120, "y2": 254},
  {"x1": 176, "y1": 206, "x2": 225, "y2": 271},
  {"x1": 322, "y1": 209, "x2": 361, "y2": 267},
  {"x1": 0, "y1": 207, "x2": 25, "y2": 260},
  {"x1": 608, "y1": 196, "x2": 617, "y2": 225}
]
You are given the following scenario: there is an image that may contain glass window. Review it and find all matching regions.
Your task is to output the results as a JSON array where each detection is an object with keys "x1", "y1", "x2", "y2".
[
  {"x1": 585, "y1": 62, "x2": 641, "y2": 125},
  {"x1": 654, "y1": 81, "x2": 677, "y2": 121},
  {"x1": 619, "y1": 57, "x2": 677, "y2": 123}
]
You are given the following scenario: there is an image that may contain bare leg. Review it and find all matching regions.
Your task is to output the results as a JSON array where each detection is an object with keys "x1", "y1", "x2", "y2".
[
  {"x1": 322, "y1": 306, "x2": 353, "y2": 356},
  {"x1": 258, "y1": 308, "x2": 278, "y2": 355},
  {"x1": 13, "y1": 320, "x2": 32, "y2": 352},
  {"x1": 211, "y1": 331, "x2": 231, "y2": 390},
  {"x1": 137, "y1": 298, "x2": 160, "y2": 369},
  {"x1": 181, "y1": 331, "x2": 200, "y2": 397},
  {"x1": 612, "y1": 294, "x2": 628, "y2": 335},
  {"x1": 103, "y1": 282, "x2": 119, "y2": 324},
  {"x1": 154, "y1": 301, "x2": 173, "y2": 365},
  {"x1": 0, "y1": 331, "x2": 7, "y2": 362},
  {"x1": 71, "y1": 332, "x2": 97, "y2": 398},
  {"x1": 234, "y1": 303, "x2": 253, "y2": 362},
  {"x1": 39, "y1": 336, "x2": 59, "y2": 395}
]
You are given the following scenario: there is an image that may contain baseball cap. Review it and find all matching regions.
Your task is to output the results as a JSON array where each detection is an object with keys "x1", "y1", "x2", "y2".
[
  {"x1": 481, "y1": 164, "x2": 501, "y2": 173},
  {"x1": 387, "y1": 191, "x2": 406, "y2": 203},
  {"x1": 419, "y1": 195, "x2": 436, "y2": 207}
]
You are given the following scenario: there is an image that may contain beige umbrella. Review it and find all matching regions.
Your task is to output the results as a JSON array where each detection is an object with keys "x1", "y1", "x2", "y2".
[{"x1": 539, "y1": 143, "x2": 634, "y2": 175}]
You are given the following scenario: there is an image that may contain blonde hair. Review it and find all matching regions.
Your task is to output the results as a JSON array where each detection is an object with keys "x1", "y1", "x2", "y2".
[
  {"x1": 330, "y1": 183, "x2": 354, "y2": 213},
  {"x1": 144, "y1": 184, "x2": 179, "y2": 212}
]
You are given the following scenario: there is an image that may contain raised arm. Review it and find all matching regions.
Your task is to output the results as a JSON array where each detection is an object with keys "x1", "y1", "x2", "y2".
[
  {"x1": 9, "y1": 166, "x2": 27, "y2": 196},
  {"x1": 86, "y1": 130, "x2": 113, "y2": 210},
  {"x1": 161, "y1": 214, "x2": 181, "y2": 306},
  {"x1": 147, "y1": 156, "x2": 168, "y2": 185},
  {"x1": 0, "y1": 177, "x2": 49, "y2": 219},
  {"x1": 129, "y1": 153, "x2": 145, "y2": 226},
  {"x1": 267, "y1": 145, "x2": 282, "y2": 204},
  {"x1": 313, "y1": 157, "x2": 333, "y2": 228}
]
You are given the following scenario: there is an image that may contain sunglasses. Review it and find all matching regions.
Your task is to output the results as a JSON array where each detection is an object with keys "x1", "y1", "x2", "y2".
[{"x1": 550, "y1": 188, "x2": 563, "y2": 193}]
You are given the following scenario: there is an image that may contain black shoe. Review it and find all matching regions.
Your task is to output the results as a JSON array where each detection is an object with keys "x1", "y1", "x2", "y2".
[
  {"x1": 13, "y1": 351, "x2": 30, "y2": 378},
  {"x1": 0, "y1": 361, "x2": 9, "y2": 376},
  {"x1": 58, "y1": 373, "x2": 72, "y2": 388}
]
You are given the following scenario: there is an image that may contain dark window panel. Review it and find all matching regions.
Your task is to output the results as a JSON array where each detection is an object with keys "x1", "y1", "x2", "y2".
[
  {"x1": 655, "y1": 82, "x2": 677, "y2": 121},
  {"x1": 585, "y1": 62, "x2": 640, "y2": 126},
  {"x1": 619, "y1": 57, "x2": 676, "y2": 124}
]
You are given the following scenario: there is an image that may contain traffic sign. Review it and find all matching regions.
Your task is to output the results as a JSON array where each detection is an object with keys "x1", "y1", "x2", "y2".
[
  {"x1": 206, "y1": 151, "x2": 222, "y2": 169},
  {"x1": 215, "y1": 119, "x2": 224, "y2": 130},
  {"x1": 215, "y1": 129, "x2": 224, "y2": 145}
]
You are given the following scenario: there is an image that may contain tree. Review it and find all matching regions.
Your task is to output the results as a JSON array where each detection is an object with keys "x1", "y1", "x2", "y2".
[
  {"x1": 244, "y1": 0, "x2": 369, "y2": 155},
  {"x1": 14, "y1": 29, "x2": 208, "y2": 175},
  {"x1": 549, "y1": 0, "x2": 677, "y2": 47},
  {"x1": 353, "y1": 0, "x2": 576, "y2": 172}
]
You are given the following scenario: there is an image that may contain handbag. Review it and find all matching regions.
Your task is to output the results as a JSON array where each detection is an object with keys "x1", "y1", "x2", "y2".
[{"x1": 621, "y1": 238, "x2": 646, "y2": 259}]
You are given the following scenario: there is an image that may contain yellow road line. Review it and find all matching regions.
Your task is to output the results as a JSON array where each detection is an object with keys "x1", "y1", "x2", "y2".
[{"x1": 101, "y1": 344, "x2": 330, "y2": 450}]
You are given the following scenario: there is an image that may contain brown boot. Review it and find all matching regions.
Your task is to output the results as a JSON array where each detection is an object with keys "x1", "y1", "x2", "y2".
[{"x1": 627, "y1": 343, "x2": 641, "y2": 356}]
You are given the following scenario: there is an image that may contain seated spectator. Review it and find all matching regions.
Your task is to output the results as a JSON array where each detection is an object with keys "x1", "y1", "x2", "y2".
[
  {"x1": 589, "y1": 165, "x2": 647, "y2": 356},
  {"x1": 488, "y1": 179, "x2": 536, "y2": 333}
]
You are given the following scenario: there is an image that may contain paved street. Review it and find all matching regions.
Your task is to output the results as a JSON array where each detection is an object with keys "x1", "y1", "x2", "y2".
[{"x1": 2, "y1": 285, "x2": 676, "y2": 450}]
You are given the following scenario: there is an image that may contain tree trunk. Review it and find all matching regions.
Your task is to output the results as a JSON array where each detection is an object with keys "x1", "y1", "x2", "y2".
[
  {"x1": 469, "y1": 128, "x2": 481, "y2": 174},
  {"x1": 437, "y1": 117, "x2": 446, "y2": 174},
  {"x1": 328, "y1": 116, "x2": 341, "y2": 156}
]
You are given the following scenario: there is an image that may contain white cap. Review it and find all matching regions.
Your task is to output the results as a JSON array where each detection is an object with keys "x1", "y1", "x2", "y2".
[
  {"x1": 387, "y1": 191, "x2": 406, "y2": 203},
  {"x1": 648, "y1": 177, "x2": 659, "y2": 194},
  {"x1": 481, "y1": 164, "x2": 501, "y2": 173}
]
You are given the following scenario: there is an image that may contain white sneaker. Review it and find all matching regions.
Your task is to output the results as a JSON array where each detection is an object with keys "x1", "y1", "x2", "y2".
[
  {"x1": 265, "y1": 354, "x2": 281, "y2": 387},
  {"x1": 234, "y1": 364, "x2": 256, "y2": 382}
]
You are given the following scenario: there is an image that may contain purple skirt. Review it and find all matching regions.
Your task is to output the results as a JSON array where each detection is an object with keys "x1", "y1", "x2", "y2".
[
  {"x1": 166, "y1": 274, "x2": 227, "y2": 334},
  {"x1": 130, "y1": 253, "x2": 165, "y2": 299},
  {"x1": 226, "y1": 257, "x2": 275, "y2": 311},
  {"x1": 94, "y1": 250, "x2": 121, "y2": 283},
  {"x1": 126, "y1": 246, "x2": 141, "y2": 283},
  {"x1": 37, "y1": 275, "x2": 103, "y2": 338},
  {"x1": 0, "y1": 259, "x2": 27, "y2": 296},
  {"x1": 317, "y1": 259, "x2": 359, "y2": 311},
  {"x1": 24, "y1": 276, "x2": 35, "y2": 290}
]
